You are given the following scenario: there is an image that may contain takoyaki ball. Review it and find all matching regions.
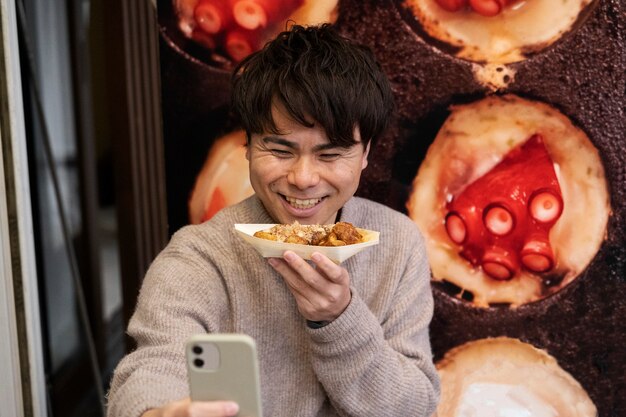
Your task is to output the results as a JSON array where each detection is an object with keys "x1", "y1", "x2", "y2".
[
  {"x1": 434, "y1": 337, "x2": 597, "y2": 417},
  {"x1": 188, "y1": 130, "x2": 254, "y2": 223},
  {"x1": 173, "y1": 0, "x2": 339, "y2": 63},
  {"x1": 407, "y1": 95, "x2": 609, "y2": 307},
  {"x1": 399, "y1": 0, "x2": 594, "y2": 64}
]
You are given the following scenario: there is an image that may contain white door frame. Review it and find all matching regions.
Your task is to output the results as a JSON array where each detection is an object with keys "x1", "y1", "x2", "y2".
[{"x1": 0, "y1": 0, "x2": 47, "y2": 416}]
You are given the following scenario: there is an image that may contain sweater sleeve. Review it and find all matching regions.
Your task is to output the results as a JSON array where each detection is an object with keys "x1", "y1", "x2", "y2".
[
  {"x1": 106, "y1": 239, "x2": 230, "y2": 417},
  {"x1": 306, "y1": 234, "x2": 441, "y2": 417}
]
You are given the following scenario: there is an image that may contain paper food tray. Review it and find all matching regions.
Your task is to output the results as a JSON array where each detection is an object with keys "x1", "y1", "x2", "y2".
[{"x1": 234, "y1": 224, "x2": 380, "y2": 263}]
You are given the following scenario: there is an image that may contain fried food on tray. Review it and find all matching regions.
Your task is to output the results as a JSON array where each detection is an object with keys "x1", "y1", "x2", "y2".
[
  {"x1": 253, "y1": 221, "x2": 364, "y2": 246},
  {"x1": 332, "y1": 222, "x2": 362, "y2": 244},
  {"x1": 253, "y1": 231, "x2": 277, "y2": 241}
]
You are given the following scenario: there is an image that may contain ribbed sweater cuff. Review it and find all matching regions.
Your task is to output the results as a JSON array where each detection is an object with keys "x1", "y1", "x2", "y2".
[
  {"x1": 306, "y1": 290, "x2": 382, "y2": 347},
  {"x1": 108, "y1": 373, "x2": 186, "y2": 417}
]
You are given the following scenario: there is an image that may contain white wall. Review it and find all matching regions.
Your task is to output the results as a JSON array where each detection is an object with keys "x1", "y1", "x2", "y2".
[{"x1": 0, "y1": 0, "x2": 47, "y2": 415}]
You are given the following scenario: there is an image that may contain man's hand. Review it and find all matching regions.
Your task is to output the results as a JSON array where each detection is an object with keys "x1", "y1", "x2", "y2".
[
  {"x1": 268, "y1": 251, "x2": 351, "y2": 322},
  {"x1": 141, "y1": 397, "x2": 239, "y2": 417}
]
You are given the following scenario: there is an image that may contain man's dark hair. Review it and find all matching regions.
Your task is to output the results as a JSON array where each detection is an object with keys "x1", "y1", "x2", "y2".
[{"x1": 231, "y1": 24, "x2": 394, "y2": 148}]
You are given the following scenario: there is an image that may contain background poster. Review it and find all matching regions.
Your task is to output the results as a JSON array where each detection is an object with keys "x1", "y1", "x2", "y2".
[{"x1": 156, "y1": 0, "x2": 625, "y2": 414}]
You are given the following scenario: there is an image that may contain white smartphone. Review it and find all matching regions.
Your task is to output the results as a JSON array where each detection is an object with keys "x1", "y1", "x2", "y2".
[{"x1": 185, "y1": 334, "x2": 263, "y2": 417}]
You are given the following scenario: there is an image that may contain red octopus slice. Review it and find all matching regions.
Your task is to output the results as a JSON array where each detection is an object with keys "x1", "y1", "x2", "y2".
[
  {"x1": 468, "y1": 0, "x2": 510, "y2": 17},
  {"x1": 434, "y1": 0, "x2": 468, "y2": 13},
  {"x1": 445, "y1": 134, "x2": 563, "y2": 280},
  {"x1": 194, "y1": 0, "x2": 233, "y2": 34},
  {"x1": 231, "y1": 0, "x2": 304, "y2": 30}
]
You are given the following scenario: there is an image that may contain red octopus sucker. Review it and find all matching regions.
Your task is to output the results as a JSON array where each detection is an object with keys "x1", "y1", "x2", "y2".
[
  {"x1": 189, "y1": 0, "x2": 305, "y2": 61},
  {"x1": 444, "y1": 134, "x2": 564, "y2": 280},
  {"x1": 435, "y1": 0, "x2": 518, "y2": 17}
]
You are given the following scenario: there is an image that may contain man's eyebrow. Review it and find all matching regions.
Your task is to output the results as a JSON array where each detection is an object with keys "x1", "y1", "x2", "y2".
[
  {"x1": 312, "y1": 143, "x2": 346, "y2": 152},
  {"x1": 262, "y1": 136, "x2": 298, "y2": 149},
  {"x1": 262, "y1": 136, "x2": 359, "y2": 152}
]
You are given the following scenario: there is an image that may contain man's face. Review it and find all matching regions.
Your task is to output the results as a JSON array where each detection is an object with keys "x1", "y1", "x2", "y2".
[{"x1": 246, "y1": 105, "x2": 369, "y2": 225}]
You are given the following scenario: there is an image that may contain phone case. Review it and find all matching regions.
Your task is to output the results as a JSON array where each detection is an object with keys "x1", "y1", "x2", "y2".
[{"x1": 186, "y1": 334, "x2": 263, "y2": 417}]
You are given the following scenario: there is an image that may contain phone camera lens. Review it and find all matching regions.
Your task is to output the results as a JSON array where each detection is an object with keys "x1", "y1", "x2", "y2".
[
  {"x1": 194, "y1": 358, "x2": 204, "y2": 368},
  {"x1": 193, "y1": 345, "x2": 203, "y2": 354}
]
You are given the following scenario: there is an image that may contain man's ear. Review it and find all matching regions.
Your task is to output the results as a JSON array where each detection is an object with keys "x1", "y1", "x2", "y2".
[
  {"x1": 361, "y1": 141, "x2": 371, "y2": 170},
  {"x1": 245, "y1": 132, "x2": 252, "y2": 161}
]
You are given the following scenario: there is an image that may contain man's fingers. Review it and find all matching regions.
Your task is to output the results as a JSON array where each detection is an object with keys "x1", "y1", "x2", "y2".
[
  {"x1": 268, "y1": 257, "x2": 319, "y2": 318},
  {"x1": 268, "y1": 257, "x2": 315, "y2": 298},
  {"x1": 272, "y1": 251, "x2": 347, "y2": 287},
  {"x1": 273, "y1": 252, "x2": 323, "y2": 287},
  {"x1": 310, "y1": 252, "x2": 347, "y2": 283},
  {"x1": 269, "y1": 251, "x2": 351, "y2": 322},
  {"x1": 283, "y1": 251, "x2": 317, "y2": 278},
  {"x1": 155, "y1": 398, "x2": 239, "y2": 417},
  {"x1": 188, "y1": 401, "x2": 239, "y2": 417}
]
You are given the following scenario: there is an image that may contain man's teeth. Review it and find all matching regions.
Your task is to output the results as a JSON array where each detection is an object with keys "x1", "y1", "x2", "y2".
[{"x1": 285, "y1": 196, "x2": 321, "y2": 209}]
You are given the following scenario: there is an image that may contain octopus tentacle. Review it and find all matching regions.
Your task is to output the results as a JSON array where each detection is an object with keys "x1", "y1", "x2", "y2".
[{"x1": 445, "y1": 134, "x2": 564, "y2": 280}]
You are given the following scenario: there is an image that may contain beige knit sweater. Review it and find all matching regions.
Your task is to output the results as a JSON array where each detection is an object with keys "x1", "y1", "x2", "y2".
[{"x1": 106, "y1": 195, "x2": 440, "y2": 417}]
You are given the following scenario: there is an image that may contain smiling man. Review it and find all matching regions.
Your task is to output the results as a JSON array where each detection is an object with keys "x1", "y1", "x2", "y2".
[
  {"x1": 246, "y1": 104, "x2": 368, "y2": 227},
  {"x1": 107, "y1": 24, "x2": 440, "y2": 417}
]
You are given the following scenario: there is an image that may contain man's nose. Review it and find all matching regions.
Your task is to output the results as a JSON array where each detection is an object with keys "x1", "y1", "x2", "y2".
[{"x1": 287, "y1": 157, "x2": 320, "y2": 189}]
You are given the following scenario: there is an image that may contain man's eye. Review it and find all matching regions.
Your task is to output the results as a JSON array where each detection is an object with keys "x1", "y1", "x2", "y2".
[
  {"x1": 271, "y1": 149, "x2": 291, "y2": 157},
  {"x1": 320, "y1": 153, "x2": 341, "y2": 161}
]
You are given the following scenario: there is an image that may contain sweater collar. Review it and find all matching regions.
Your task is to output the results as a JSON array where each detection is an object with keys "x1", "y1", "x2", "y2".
[
  {"x1": 244, "y1": 195, "x2": 275, "y2": 224},
  {"x1": 337, "y1": 196, "x2": 363, "y2": 225}
]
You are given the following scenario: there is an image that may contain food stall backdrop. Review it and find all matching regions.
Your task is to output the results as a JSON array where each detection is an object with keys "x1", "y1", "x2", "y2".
[{"x1": 156, "y1": 0, "x2": 625, "y2": 415}]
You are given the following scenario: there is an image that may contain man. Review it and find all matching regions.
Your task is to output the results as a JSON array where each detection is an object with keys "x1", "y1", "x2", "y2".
[{"x1": 107, "y1": 24, "x2": 440, "y2": 417}]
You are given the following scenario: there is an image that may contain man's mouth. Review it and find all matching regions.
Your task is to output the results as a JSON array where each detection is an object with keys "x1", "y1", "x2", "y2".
[{"x1": 283, "y1": 195, "x2": 323, "y2": 209}]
